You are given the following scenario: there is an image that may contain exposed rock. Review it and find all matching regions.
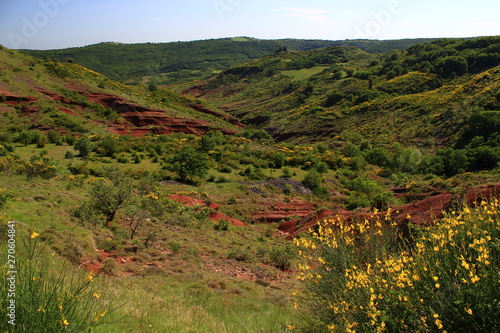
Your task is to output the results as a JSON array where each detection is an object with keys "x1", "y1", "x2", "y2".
[
  {"x1": 281, "y1": 183, "x2": 500, "y2": 238},
  {"x1": 86, "y1": 92, "x2": 239, "y2": 137},
  {"x1": 0, "y1": 89, "x2": 37, "y2": 105},
  {"x1": 253, "y1": 199, "x2": 317, "y2": 223},
  {"x1": 240, "y1": 178, "x2": 312, "y2": 195}
]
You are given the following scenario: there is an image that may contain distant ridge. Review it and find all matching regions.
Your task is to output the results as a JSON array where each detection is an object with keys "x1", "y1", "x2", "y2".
[{"x1": 21, "y1": 37, "x2": 445, "y2": 84}]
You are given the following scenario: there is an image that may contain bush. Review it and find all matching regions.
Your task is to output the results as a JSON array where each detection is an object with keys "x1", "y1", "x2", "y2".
[
  {"x1": 0, "y1": 188, "x2": 14, "y2": 207},
  {"x1": 238, "y1": 128, "x2": 273, "y2": 141},
  {"x1": 295, "y1": 199, "x2": 500, "y2": 332},
  {"x1": 98, "y1": 135, "x2": 120, "y2": 157},
  {"x1": 75, "y1": 169, "x2": 133, "y2": 226},
  {"x1": 24, "y1": 158, "x2": 58, "y2": 180},
  {"x1": 270, "y1": 244, "x2": 296, "y2": 270},
  {"x1": 214, "y1": 219, "x2": 230, "y2": 231},
  {"x1": 64, "y1": 151, "x2": 74, "y2": 159},
  {"x1": 302, "y1": 169, "x2": 322, "y2": 191},
  {"x1": 0, "y1": 223, "x2": 112, "y2": 332},
  {"x1": 315, "y1": 162, "x2": 329, "y2": 174}
]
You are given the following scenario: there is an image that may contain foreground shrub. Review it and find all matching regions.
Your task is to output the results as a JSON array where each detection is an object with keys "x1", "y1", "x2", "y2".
[
  {"x1": 0, "y1": 219, "x2": 113, "y2": 332},
  {"x1": 294, "y1": 199, "x2": 500, "y2": 332}
]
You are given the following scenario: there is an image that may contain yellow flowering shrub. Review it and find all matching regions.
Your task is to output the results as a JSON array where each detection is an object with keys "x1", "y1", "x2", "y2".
[
  {"x1": 0, "y1": 216, "x2": 112, "y2": 332},
  {"x1": 295, "y1": 199, "x2": 500, "y2": 332}
]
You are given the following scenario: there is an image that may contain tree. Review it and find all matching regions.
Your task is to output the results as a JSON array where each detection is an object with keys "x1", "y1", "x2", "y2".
[
  {"x1": 74, "y1": 137, "x2": 93, "y2": 157},
  {"x1": 165, "y1": 146, "x2": 209, "y2": 182},
  {"x1": 433, "y1": 56, "x2": 468, "y2": 78},
  {"x1": 123, "y1": 197, "x2": 152, "y2": 240},
  {"x1": 75, "y1": 169, "x2": 133, "y2": 226},
  {"x1": 98, "y1": 135, "x2": 119, "y2": 157}
]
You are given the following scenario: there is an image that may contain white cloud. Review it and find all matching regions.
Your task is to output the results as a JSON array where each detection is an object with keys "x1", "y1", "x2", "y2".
[{"x1": 276, "y1": 7, "x2": 331, "y2": 24}]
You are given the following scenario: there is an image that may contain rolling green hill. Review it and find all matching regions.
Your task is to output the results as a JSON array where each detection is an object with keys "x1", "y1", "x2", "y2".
[
  {"x1": 0, "y1": 45, "x2": 241, "y2": 137},
  {"x1": 181, "y1": 36, "x2": 500, "y2": 148},
  {"x1": 1, "y1": 37, "x2": 500, "y2": 332},
  {"x1": 21, "y1": 37, "x2": 442, "y2": 84}
]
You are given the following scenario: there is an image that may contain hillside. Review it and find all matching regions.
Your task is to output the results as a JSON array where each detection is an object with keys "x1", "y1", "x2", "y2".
[
  {"x1": 22, "y1": 37, "x2": 442, "y2": 85},
  {"x1": 0, "y1": 38, "x2": 500, "y2": 332},
  {"x1": 181, "y1": 36, "x2": 500, "y2": 148},
  {"x1": 0, "y1": 45, "x2": 242, "y2": 138}
]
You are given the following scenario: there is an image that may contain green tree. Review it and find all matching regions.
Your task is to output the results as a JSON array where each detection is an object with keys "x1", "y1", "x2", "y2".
[
  {"x1": 436, "y1": 148, "x2": 468, "y2": 177},
  {"x1": 74, "y1": 137, "x2": 93, "y2": 157},
  {"x1": 98, "y1": 135, "x2": 119, "y2": 157},
  {"x1": 75, "y1": 169, "x2": 133, "y2": 226},
  {"x1": 166, "y1": 146, "x2": 209, "y2": 182},
  {"x1": 302, "y1": 169, "x2": 322, "y2": 191},
  {"x1": 433, "y1": 55, "x2": 468, "y2": 78}
]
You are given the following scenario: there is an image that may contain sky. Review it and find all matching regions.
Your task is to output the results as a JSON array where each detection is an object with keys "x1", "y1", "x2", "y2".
[{"x1": 0, "y1": 0, "x2": 500, "y2": 50}]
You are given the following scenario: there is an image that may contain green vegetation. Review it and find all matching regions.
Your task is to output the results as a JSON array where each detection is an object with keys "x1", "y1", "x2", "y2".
[
  {"x1": 184, "y1": 36, "x2": 500, "y2": 150},
  {"x1": 23, "y1": 37, "x2": 442, "y2": 84},
  {"x1": 295, "y1": 199, "x2": 500, "y2": 332},
  {"x1": 1, "y1": 35, "x2": 500, "y2": 332},
  {"x1": 0, "y1": 223, "x2": 112, "y2": 332}
]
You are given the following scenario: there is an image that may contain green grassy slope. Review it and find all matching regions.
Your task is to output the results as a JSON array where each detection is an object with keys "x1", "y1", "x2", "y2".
[
  {"x1": 0, "y1": 46, "x2": 240, "y2": 137},
  {"x1": 1, "y1": 36, "x2": 500, "y2": 333},
  {"x1": 21, "y1": 37, "x2": 443, "y2": 84},
  {"x1": 181, "y1": 36, "x2": 500, "y2": 147}
]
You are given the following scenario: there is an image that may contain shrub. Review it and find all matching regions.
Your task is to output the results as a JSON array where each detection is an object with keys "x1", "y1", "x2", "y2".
[
  {"x1": 98, "y1": 135, "x2": 120, "y2": 157},
  {"x1": 295, "y1": 199, "x2": 500, "y2": 332},
  {"x1": 272, "y1": 153, "x2": 286, "y2": 169},
  {"x1": 0, "y1": 188, "x2": 14, "y2": 207},
  {"x1": 302, "y1": 169, "x2": 322, "y2": 191},
  {"x1": 270, "y1": 244, "x2": 296, "y2": 270},
  {"x1": 24, "y1": 158, "x2": 59, "y2": 180},
  {"x1": 214, "y1": 219, "x2": 230, "y2": 231},
  {"x1": 315, "y1": 162, "x2": 329, "y2": 174},
  {"x1": 238, "y1": 128, "x2": 273, "y2": 141},
  {"x1": 64, "y1": 151, "x2": 74, "y2": 159},
  {"x1": 167, "y1": 241, "x2": 182, "y2": 255},
  {"x1": 75, "y1": 169, "x2": 133, "y2": 226},
  {"x1": 0, "y1": 223, "x2": 112, "y2": 332},
  {"x1": 281, "y1": 167, "x2": 294, "y2": 178}
]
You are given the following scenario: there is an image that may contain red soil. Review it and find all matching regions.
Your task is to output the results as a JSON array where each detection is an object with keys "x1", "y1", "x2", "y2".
[
  {"x1": 1, "y1": 88, "x2": 240, "y2": 137},
  {"x1": 0, "y1": 89, "x2": 37, "y2": 105},
  {"x1": 252, "y1": 199, "x2": 317, "y2": 223},
  {"x1": 169, "y1": 194, "x2": 246, "y2": 227},
  {"x1": 280, "y1": 184, "x2": 500, "y2": 238}
]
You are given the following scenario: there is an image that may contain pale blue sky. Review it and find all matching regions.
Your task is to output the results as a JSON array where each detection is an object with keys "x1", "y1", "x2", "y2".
[{"x1": 1, "y1": 0, "x2": 499, "y2": 50}]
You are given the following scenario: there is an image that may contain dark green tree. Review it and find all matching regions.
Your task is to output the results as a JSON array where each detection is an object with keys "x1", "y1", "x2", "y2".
[
  {"x1": 74, "y1": 137, "x2": 93, "y2": 157},
  {"x1": 166, "y1": 146, "x2": 209, "y2": 182},
  {"x1": 98, "y1": 135, "x2": 119, "y2": 157}
]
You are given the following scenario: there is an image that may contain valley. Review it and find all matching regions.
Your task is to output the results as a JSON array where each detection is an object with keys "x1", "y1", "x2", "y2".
[{"x1": 1, "y1": 36, "x2": 500, "y2": 332}]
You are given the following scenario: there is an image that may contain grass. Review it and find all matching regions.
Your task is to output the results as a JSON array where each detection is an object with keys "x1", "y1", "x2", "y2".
[
  {"x1": 0, "y1": 169, "x2": 300, "y2": 332},
  {"x1": 281, "y1": 66, "x2": 329, "y2": 81},
  {"x1": 93, "y1": 273, "x2": 297, "y2": 333}
]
